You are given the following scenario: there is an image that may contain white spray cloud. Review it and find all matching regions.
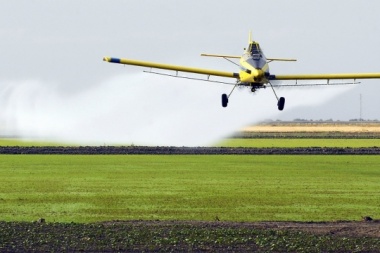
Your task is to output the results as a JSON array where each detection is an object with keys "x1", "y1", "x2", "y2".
[{"x1": 0, "y1": 75, "x2": 353, "y2": 146}]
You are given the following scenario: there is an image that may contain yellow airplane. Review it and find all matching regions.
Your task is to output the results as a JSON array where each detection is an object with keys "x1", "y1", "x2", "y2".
[{"x1": 103, "y1": 33, "x2": 380, "y2": 111}]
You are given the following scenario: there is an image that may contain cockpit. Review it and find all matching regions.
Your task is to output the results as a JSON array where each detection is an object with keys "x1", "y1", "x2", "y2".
[{"x1": 248, "y1": 42, "x2": 261, "y2": 60}]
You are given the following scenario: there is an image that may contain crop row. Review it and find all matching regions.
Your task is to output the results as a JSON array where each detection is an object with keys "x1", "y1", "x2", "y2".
[
  {"x1": 233, "y1": 132, "x2": 380, "y2": 139},
  {"x1": 1, "y1": 146, "x2": 380, "y2": 154}
]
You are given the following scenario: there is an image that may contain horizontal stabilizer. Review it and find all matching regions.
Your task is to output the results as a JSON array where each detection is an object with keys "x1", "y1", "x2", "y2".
[
  {"x1": 267, "y1": 58, "x2": 297, "y2": 62},
  {"x1": 200, "y1": 54, "x2": 241, "y2": 59},
  {"x1": 201, "y1": 54, "x2": 297, "y2": 62}
]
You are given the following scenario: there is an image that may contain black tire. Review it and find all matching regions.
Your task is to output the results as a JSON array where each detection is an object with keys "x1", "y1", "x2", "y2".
[
  {"x1": 222, "y1": 94, "x2": 228, "y2": 107},
  {"x1": 277, "y1": 97, "x2": 285, "y2": 111}
]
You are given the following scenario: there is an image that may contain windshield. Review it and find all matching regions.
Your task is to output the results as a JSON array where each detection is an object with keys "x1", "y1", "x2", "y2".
[
  {"x1": 249, "y1": 43, "x2": 261, "y2": 60},
  {"x1": 250, "y1": 43, "x2": 261, "y2": 55}
]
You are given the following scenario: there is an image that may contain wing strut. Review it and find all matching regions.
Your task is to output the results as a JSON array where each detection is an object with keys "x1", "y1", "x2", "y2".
[
  {"x1": 268, "y1": 81, "x2": 279, "y2": 101},
  {"x1": 228, "y1": 82, "x2": 239, "y2": 98}
]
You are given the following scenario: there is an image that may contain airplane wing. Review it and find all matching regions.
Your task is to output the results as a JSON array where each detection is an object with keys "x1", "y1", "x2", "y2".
[
  {"x1": 271, "y1": 73, "x2": 380, "y2": 80},
  {"x1": 103, "y1": 57, "x2": 239, "y2": 79}
]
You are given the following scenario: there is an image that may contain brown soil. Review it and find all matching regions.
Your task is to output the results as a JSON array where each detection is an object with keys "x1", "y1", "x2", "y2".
[
  {"x1": 242, "y1": 220, "x2": 380, "y2": 238},
  {"x1": 105, "y1": 220, "x2": 380, "y2": 238},
  {"x1": 3, "y1": 220, "x2": 380, "y2": 252}
]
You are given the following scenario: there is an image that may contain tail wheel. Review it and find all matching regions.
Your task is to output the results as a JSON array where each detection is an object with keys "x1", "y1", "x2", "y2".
[
  {"x1": 222, "y1": 94, "x2": 228, "y2": 107},
  {"x1": 277, "y1": 97, "x2": 285, "y2": 111}
]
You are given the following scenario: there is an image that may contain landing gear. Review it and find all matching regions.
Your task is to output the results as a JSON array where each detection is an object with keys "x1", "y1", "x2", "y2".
[
  {"x1": 222, "y1": 94, "x2": 228, "y2": 107},
  {"x1": 220, "y1": 81, "x2": 286, "y2": 110},
  {"x1": 277, "y1": 97, "x2": 285, "y2": 111},
  {"x1": 221, "y1": 82, "x2": 239, "y2": 108},
  {"x1": 268, "y1": 81, "x2": 285, "y2": 111}
]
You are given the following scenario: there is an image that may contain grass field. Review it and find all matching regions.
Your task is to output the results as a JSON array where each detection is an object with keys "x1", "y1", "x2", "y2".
[
  {"x1": 0, "y1": 138, "x2": 66, "y2": 147},
  {"x1": 1, "y1": 125, "x2": 379, "y2": 251},
  {"x1": 1, "y1": 155, "x2": 379, "y2": 223}
]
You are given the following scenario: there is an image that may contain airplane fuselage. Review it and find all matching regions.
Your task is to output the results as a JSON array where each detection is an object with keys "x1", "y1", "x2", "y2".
[{"x1": 239, "y1": 41, "x2": 270, "y2": 87}]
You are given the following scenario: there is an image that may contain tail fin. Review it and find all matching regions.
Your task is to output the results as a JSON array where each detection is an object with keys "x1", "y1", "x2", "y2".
[{"x1": 248, "y1": 31, "x2": 253, "y2": 43}]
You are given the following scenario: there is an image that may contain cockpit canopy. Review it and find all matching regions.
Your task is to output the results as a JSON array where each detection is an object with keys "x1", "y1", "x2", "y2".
[{"x1": 248, "y1": 42, "x2": 262, "y2": 60}]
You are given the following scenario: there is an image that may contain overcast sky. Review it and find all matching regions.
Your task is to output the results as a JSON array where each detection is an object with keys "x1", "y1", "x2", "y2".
[{"x1": 1, "y1": 1, "x2": 380, "y2": 145}]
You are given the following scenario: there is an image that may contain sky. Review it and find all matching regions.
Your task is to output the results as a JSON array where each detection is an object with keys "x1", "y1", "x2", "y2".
[{"x1": 1, "y1": 1, "x2": 380, "y2": 145}]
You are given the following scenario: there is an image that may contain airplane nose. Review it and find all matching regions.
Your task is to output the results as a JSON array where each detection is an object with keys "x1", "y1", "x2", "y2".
[
  {"x1": 239, "y1": 69, "x2": 265, "y2": 83},
  {"x1": 254, "y1": 69, "x2": 264, "y2": 81}
]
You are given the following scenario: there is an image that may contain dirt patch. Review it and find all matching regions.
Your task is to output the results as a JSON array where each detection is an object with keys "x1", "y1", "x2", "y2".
[
  {"x1": 2, "y1": 220, "x2": 380, "y2": 252},
  {"x1": 103, "y1": 220, "x2": 380, "y2": 238},
  {"x1": 248, "y1": 220, "x2": 380, "y2": 238}
]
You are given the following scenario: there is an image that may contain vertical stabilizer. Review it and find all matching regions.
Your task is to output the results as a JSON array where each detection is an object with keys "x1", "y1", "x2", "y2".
[{"x1": 248, "y1": 31, "x2": 253, "y2": 43}]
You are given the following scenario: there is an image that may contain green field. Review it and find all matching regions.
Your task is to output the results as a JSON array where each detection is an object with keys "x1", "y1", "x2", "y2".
[
  {"x1": 1, "y1": 155, "x2": 379, "y2": 223},
  {"x1": 0, "y1": 138, "x2": 66, "y2": 147},
  {"x1": 218, "y1": 138, "x2": 380, "y2": 148}
]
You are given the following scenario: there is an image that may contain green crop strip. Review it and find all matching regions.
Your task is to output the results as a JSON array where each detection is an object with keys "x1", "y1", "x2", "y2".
[{"x1": 0, "y1": 155, "x2": 379, "y2": 223}]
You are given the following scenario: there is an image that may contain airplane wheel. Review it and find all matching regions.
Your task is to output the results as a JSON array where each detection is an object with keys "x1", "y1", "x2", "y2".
[
  {"x1": 222, "y1": 94, "x2": 228, "y2": 107},
  {"x1": 277, "y1": 97, "x2": 285, "y2": 111}
]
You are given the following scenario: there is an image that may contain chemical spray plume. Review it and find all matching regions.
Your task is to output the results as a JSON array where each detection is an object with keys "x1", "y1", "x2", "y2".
[{"x1": 0, "y1": 76, "x2": 353, "y2": 146}]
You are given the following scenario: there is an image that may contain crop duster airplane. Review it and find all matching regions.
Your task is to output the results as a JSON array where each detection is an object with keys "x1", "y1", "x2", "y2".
[{"x1": 103, "y1": 33, "x2": 380, "y2": 111}]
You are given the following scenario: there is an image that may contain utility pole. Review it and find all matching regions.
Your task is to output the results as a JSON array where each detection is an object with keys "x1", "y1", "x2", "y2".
[{"x1": 360, "y1": 94, "x2": 362, "y2": 121}]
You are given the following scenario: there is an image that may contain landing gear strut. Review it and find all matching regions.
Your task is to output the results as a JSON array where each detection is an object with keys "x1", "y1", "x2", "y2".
[
  {"x1": 268, "y1": 81, "x2": 285, "y2": 111},
  {"x1": 221, "y1": 82, "x2": 239, "y2": 108},
  {"x1": 221, "y1": 82, "x2": 286, "y2": 110}
]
